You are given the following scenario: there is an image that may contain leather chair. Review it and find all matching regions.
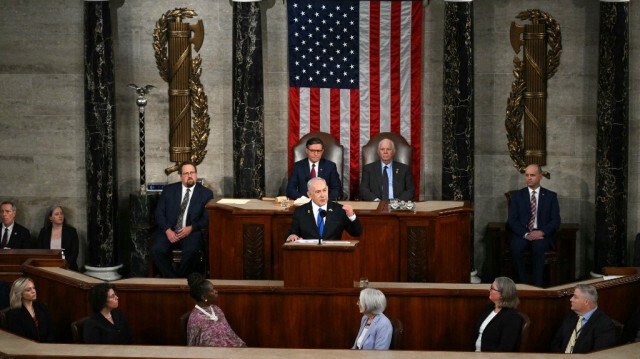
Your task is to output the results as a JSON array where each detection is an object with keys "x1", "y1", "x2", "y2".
[
  {"x1": 0, "y1": 306, "x2": 10, "y2": 331},
  {"x1": 361, "y1": 132, "x2": 412, "y2": 167},
  {"x1": 518, "y1": 311, "x2": 531, "y2": 352},
  {"x1": 388, "y1": 316, "x2": 404, "y2": 350},
  {"x1": 179, "y1": 311, "x2": 191, "y2": 345},
  {"x1": 292, "y1": 131, "x2": 344, "y2": 186},
  {"x1": 149, "y1": 228, "x2": 209, "y2": 277},
  {"x1": 71, "y1": 316, "x2": 90, "y2": 343}
]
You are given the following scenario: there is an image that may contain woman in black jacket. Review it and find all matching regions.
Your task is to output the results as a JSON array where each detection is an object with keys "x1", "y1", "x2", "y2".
[
  {"x1": 6, "y1": 277, "x2": 55, "y2": 342},
  {"x1": 83, "y1": 283, "x2": 134, "y2": 344},
  {"x1": 37, "y1": 205, "x2": 79, "y2": 271},
  {"x1": 471, "y1": 276, "x2": 523, "y2": 352}
]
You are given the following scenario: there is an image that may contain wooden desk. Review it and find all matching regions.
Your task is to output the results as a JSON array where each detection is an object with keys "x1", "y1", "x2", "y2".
[
  {"x1": 20, "y1": 261, "x2": 640, "y2": 352},
  {"x1": 2, "y1": 329, "x2": 639, "y2": 358},
  {"x1": 282, "y1": 240, "x2": 360, "y2": 288},
  {"x1": 0, "y1": 249, "x2": 64, "y2": 282},
  {"x1": 207, "y1": 199, "x2": 473, "y2": 283}
]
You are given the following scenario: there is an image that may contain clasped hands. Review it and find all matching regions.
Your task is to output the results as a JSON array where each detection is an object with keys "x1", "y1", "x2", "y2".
[
  {"x1": 166, "y1": 226, "x2": 193, "y2": 243},
  {"x1": 526, "y1": 230, "x2": 545, "y2": 241}
]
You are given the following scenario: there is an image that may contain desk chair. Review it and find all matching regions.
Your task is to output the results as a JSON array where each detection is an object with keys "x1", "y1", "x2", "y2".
[
  {"x1": 388, "y1": 316, "x2": 404, "y2": 350},
  {"x1": 292, "y1": 131, "x2": 345, "y2": 193},
  {"x1": 361, "y1": 132, "x2": 412, "y2": 168},
  {"x1": 518, "y1": 311, "x2": 531, "y2": 352},
  {"x1": 71, "y1": 316, "x2": 90, "y2": 343}
]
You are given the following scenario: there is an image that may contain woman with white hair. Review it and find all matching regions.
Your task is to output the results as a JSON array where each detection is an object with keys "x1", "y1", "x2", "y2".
[{"x1": 352, "y1": 288, "x2": 392, "y2": 350}]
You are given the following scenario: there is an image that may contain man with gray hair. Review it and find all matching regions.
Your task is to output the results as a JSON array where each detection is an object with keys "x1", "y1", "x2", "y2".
[
  {"x1": 0, "y1": 201, "x2": 33, "y2": 249},
  {"x1": 551, "y1": 284, "x2": 615, "y2": 353},
  {"x1": 360, "y1": 138, "x2": 414, "y2": 201},
  {"x1": 285, "y1": 177, "x2": 361, "y2": 242}
]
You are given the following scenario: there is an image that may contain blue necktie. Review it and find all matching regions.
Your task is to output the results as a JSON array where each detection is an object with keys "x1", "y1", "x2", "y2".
[{"x1": 316, "y1": 209, "x2": 325, "y2": 238}]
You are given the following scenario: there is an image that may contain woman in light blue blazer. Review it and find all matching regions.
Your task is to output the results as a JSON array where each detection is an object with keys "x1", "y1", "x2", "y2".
[{"x1": 352, "y1": 288, "x2": 392, "y2": 350}]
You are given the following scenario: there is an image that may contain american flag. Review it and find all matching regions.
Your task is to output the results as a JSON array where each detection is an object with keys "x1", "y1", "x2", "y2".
[{"x1": 288, "y1": 0, "x2": 422, "y2": 199}]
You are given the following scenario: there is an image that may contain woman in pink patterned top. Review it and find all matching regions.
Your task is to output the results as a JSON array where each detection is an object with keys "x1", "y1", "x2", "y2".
[{"x1": 186, "y1": 273, "x2": 246, "y2": 347}]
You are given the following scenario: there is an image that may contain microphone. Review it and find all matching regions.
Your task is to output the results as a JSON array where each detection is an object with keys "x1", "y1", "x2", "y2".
[{"x1": 318, "y1": 209, "x2": 326, "y2": 245}]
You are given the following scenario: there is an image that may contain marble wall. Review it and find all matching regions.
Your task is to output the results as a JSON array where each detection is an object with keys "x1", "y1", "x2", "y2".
[{"x1": 0, "y1": 0, "x2": 637, "y2": 278}]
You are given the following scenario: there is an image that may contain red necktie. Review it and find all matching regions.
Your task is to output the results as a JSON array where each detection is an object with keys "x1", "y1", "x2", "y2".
[{"x1": 310, "y1": 163, "x2": 316, "y2": 178}]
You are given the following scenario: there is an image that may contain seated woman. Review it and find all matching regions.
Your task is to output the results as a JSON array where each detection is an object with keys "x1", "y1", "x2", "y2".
[
  {"x1": 37, "y1": 205, "x2": 79, "y2": 271},
  {"x1": 83, "y1": 283, "x2": 134, "y2": 344},
  {"x1": 352, "y1": 288, "x2": 392, "y2": 350},
  {"x1": 471, "y1": 276, "x2": 523, "y2": 352},
  {"x1": 186, "y1": 273, "x2": 246, "y2": 347},
  {"x1": 6, "y1": 277, "x2": 55, "y2": 342}
]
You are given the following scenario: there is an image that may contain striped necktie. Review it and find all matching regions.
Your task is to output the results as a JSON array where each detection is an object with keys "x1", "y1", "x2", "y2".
[
  {"x1": 528, "y1": 190, "x2": 537, "y2": 231},
  {"x1": 565, "y1": 315, "x2": 584, "y2": 353}
]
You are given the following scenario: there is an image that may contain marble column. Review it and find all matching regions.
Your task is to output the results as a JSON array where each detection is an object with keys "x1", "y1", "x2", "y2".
[
  {"x1": 232, "y1": 1, "x2": 265, "y2": 198},
  {"x1": 442, "y1": 0, "x2": 475, "y2": 280},
  {"x1": 595, "y1": 0, "x2": 629, "y2": 271},
  {"x1": 442, "y1": 0, "x2": 473, "y2": 202},
  {"x1": 84, "y1": 0, "x2": 118, "y2": 267}
]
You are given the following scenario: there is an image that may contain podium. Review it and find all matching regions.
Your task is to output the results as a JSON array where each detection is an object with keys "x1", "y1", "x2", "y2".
[{"x1": 282, "y1": 240, "x2": 360, "y2": 288}]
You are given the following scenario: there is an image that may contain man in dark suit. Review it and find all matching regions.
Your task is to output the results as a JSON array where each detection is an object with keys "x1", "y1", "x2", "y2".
[
  {"x1": 1, "y1": 201, "x2": 33, "y2": 249},
  {"x1": 286, "y1": 177, "x2": 361, "y2": 242},
  {"x1": 360, "y1": 138, "x2": 414, "y2": 201},
  {"x1": 551, "y1": 284, "x2": 616, "y2": 353},
  {"x1": 286, "y1": 137, "x2": 342, "y2": 201},
  {"x1": 151, "y1": 161, "x2": 213, "y2": 278},
  {"x1": 508, "y1": 164, "x2": 560, "y2": 287}
]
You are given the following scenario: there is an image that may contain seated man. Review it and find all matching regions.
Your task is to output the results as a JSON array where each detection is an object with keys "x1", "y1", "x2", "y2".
[
  {"x1": 1, "y1": 201, "x2": 33, "y2": 249},
  {"x1": 551, "y1": 284, "x2": 616, "y2": 353},
  {"x1": 151, "y1": 161, "x2": 213, "y2": 278},
  {"x1": 286, "y1": 177, "x2": 361, "y2": 242},
  {"x1": 507, "y1": 164, "x2": 560, "y2": 287},
  {"x1": 286, "y1": 137, "x2": 342, "y2": 201},
  {"x1": 360, "y1": 138, "x2": 414, "y2": 201}
]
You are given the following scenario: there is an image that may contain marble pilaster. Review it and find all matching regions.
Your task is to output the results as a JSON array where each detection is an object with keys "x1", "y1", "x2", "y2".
[
  {"x1": 129, "y1": 192, "x2": 159, "y2": 277},
  {"x1": 442, "y1": 0, "x2": 474, "y2": 276},
  {"x1": 595, "y1": 0, "x2": 629, "y2": 270},
  {"x1": 442, "y1": 0, "x2": 474, "y2": 202},
  {"x1": 232, "y1": 1, "x2": 265, "y2": 198},
  {"x1": 84, "y1": 0, "x2": 119, "y2": 267}
]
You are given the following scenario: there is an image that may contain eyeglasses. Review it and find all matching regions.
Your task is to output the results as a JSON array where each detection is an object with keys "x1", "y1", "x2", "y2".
[
  {"x1": 181, "y1": 171, "x2": 197, "y2": 177},
  {"x1": 307, "y1": 149, "x2": 324, "y2": 153},
  {"x1": 490, "y1": 286, "x2": 501, "y2": 292},
  {"x1": 107, "y1": 293, "x2": 118, "y2": 300}
]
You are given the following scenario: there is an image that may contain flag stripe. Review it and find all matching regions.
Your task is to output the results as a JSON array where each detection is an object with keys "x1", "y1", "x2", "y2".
[
  {"x1": 369, "y1": 1, "x2": 380, "y2": 137},
  {"x1": 390, "y1": 1, "x2": 402, "y2": 134},
  {"x1": 410, "y1": 1, "x2": 423, "y2": 199}
]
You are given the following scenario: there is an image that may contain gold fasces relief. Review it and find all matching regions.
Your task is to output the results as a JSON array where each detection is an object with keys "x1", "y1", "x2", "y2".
[
  {"x1": 153, "y1": 8, "x2": 210, "y2": 175},
  {"x1": 505, "y1": 9, "x2": 562, "y2": 178}
]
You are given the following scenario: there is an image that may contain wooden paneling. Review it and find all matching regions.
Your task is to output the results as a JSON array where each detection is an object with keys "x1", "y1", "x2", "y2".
[
  {"x1": 21, "y1": 262, "x2": 640, "y2": 352},
  {"x1": 0, "y1": 249, "x2": 64, "y2": 282},
  {"x1": 208, "y1": 200, "x2": 473, "y2": 283},
  {"x1": 282, "y1": 241, "x2": 360, "y2": 288}
]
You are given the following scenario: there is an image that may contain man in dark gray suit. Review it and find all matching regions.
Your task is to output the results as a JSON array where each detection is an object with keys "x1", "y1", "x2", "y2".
[
  {"x1": 551, "y1": 284, "x2": 615, "y2": 353},
  {"x1": 151, "y1": 162, "x2": 213, "y2": 278},
  {"x1": 0, "y1": 201, "x2": 33, "y2": 249},
  {"x1": 359, "y1": 138, "x2": 414, "y2": 201}
]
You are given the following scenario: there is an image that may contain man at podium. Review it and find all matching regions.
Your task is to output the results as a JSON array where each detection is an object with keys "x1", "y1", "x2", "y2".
[{"x1": 285, "y1": 178, "x2": 361, "y2": 242}]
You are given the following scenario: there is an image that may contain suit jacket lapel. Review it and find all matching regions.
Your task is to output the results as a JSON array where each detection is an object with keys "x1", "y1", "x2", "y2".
[
  {"x1": 372, "y1": 164, "x2": 382, "y2": 196},
  {"x1": 305, "y1": 203, "x2": 320, "y2": 238}
]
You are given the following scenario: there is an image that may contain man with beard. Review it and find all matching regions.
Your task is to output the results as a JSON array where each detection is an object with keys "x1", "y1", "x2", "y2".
[{"x1": 151, "y1": 161, "x2": 213, "y2": 278}]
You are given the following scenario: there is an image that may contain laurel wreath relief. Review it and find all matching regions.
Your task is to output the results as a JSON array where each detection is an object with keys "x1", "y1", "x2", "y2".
[
  {"x1": 505, "y1": 9, "x2": 562, "y2": 178},
  {"x1": 153, "y1": 8, "x2": 210, "y2": 175}
]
